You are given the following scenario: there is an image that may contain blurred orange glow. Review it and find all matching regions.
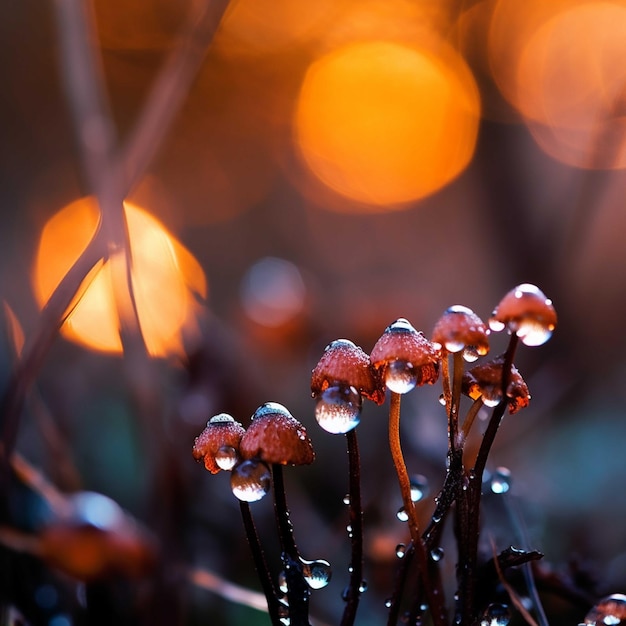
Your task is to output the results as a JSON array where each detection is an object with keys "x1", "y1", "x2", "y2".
[
  {"x1": 516, "y1": 2, "x2": 626, "y2": 169},
  {"x1": 294, "y1": 40, "x2": 480, "y2": 208},
  {"x1": 215, "y1": 0, "x2": 346, "y2": 55},
  {"x1": 33, "y1": 198, "x2": 207, "y2": 357}
]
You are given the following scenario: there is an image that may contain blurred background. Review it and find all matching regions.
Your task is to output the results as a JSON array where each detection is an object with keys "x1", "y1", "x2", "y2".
[{"x1": 1, "y1": 0, "x2": 626, "y2": 624}]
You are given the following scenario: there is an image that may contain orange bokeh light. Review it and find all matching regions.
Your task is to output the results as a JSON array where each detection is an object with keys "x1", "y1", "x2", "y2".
[
  {"x1": 33, "y1": 198, "x2": 207, "y2": 357},
  {"x1": 516, "y1": 2, "x2": 626, "y2": 169},
  {"x1": 489, "y1": 0, "x2": 626, "y2": 169},
  {"x1": 294, "y1": 40, "x2": 480, "y2": 208}
]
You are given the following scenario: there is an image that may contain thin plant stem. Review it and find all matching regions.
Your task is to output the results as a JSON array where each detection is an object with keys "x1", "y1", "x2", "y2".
[
  {"x1": 340, "y1": 429, "x2": 364, "y2": 626},
  {"x1": 449, "y1": 351, "x2": 464, "y2": 454},
  {"x1": 238, "y1": 500, "x2": 281, "y2": 625},
  {"x1": 272, "y1": 464, "x2": 310, "y2": 626},
  {"x1": 388, "y1": 392, "x2": 447, "y2": 626},
  {"x1": 459, "y1": 398, "x2": 484, "y2": 446},
  {"x1": 459, "y1": 333, "x2": 520, "y2": 625}
]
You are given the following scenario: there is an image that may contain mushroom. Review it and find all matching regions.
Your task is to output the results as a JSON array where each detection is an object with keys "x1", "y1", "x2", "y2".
[
  {"x1": 192, "y1": 413, "x2": 246, "y2": 473},
  {"x1": 431, "y1": 305, "x2": 489, "y2": 362}
]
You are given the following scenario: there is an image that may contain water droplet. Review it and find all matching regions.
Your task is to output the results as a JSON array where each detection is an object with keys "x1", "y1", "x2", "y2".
[
  {"x1": 385, "y1": 598, "x2": 393, "y2": 608},
  {"x1": 584, "y1": 594, "x2": 626, "y2": 625},
  {"x1": 315, "y1": 385, "x2": 362, "y2": 434},
  {"x1": 430, "y1": 547, "x2": 444, "y2": 562},
  {"x1": 385, "y1": 360, "x2": 417, "y2": 394},
  {"x1": 358, "y1": 580, "x2": 368, "y2": 593},
  {"x1": 215, "y1": 445, "x2": 238, "y2": 471},
  {"x1": 300, "y1": 558, "x2": 332, "y2": 590},
  {"x1": 396, "y1": 543, "x2": 406, "y2": 558},
  {"x1": 278, "y1": 571, "x2": 289, "y2": 593},
  {"x1": 410, "y1": 474, "x2": 429, "y2": 502},
  {"x1": 438, "y1": 394, "x2": 447, "y2": 406},
  {"x1": 230, "y1": 460, "x2": 271, "y2": 502},
  {"x1": 396, "y1": 507, "x2": 409, "y2": 522},
  {"x1": 490, "y1": 467, "x2": 512, "y2": 494},
  {"x1": 444, "y1": 340, "x2": 465, "y2": 353},
  {"x1": 480, "y1": 603, "x2": 511, "y2": 626},
  {"x1": 387, "y1": 318, "x2": 415, "y2": 333},
  {"x1": 342, "y1": 586, "x2": 350, "y2": 601},
  {"x1": 463, "y1": 344, "x2": 489, "y2": 362},
  {"x1": 488, "y1": 319, "x2": 505, "y2": 332},
  {"x1": 209, "y1": 413, "x2": 235, "y2": 425},
  {"x1": 431, "y1": 512, "x2": 443, "y2": 524},
  {"x1": 346, "y1": 524, "x2": 352, "y2": 534},
  {"x1": 343, "y1": 494, "x2": 351, "y2": 505},
  {"x1": 514, "y1": 319, "x2": 554, "y2": 346}
]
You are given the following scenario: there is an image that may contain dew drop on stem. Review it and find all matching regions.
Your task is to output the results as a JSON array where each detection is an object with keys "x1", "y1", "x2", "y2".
[
  {"x1": 315, "y1": 384, "x2": 362, "y2": 434},
  {"x1": 410, "y1": 474, "x2": 429, "y2": 502},
  {"x1": 300, "y1": 558, "x2": 332, "y2": 590},
  {"x1": 396, "y1": 506, "x2": 409, "y2": 522},
  {"x1": 396, "y1": 543, "x2": 406, "y2": 558},
  {"x1": 430, "y1": 547, "x2": 444, "y2": 562},
  {"x1": 480, "y1": 602, "x2": 511, "y2": 626}
]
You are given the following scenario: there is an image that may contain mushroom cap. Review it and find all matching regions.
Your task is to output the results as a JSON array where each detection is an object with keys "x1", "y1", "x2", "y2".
[
  {"x1": 240, "y1": 402, "x2": 315, "y2": 466},
  {"x1": 311, "y1": 339, "x2": 384, "y2": 405},
  {"x1": 489, "y1": 284, "x2": 557, "y2": 346},
  {"x1": 462, "y1": 355, "x2": 530, "y2": 414},
  {"x1": 370, "y1": 318, "x2": 440, "y2": 385},
  {"x1": 432, "y1": 305, "x2": 489, "y2": 356},
  {"x1": 193, "y1": 413, "x2": 246, "y2": 474}
]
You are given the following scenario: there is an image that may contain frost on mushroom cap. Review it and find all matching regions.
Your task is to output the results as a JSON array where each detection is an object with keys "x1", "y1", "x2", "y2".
[
  {"x1": 461, "y1": 355, "x2": 530, "y2": 414},
  {"x1": 431, "y1": 305, "x2": 489, "y2": 358},
  {"x1": 489, "y1": 284, "x2": 557, "y2": 346},
  {"x1": 192, "y1": 413, "x2": 246, "y2": 474},
  {"x1": 240, "y1": 402, "x2": 315, "y2": 466},
  {"x1": 370, "y1": 318, "x2": 440, "y2": 385},
  {"x1": 311, "y1": 339, "x2": 385, "y2": 405}
]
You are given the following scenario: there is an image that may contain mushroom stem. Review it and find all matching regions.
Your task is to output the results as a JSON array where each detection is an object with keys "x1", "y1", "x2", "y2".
[
  {"x1": 272, "y1": 463, "x2": 310, "y2": 626},
  {"x1": 340, "y1": 429, "x2": 364, "y2": 626},
  {"x1": 458, "y1": 333, "x2": 520, "y2": 625},
  {"x1": 388, "y1": 392, "x2": 447, "y2": 626},
  {"x1": 238, "y1": 501, "x2": 281, "y2": 625}
]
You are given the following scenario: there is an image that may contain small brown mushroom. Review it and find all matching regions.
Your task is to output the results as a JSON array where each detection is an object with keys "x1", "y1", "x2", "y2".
[
  {"x1": 239, "y1": 402, "x2": 315, "y2": 466},
  {"x1": 193, "y1": 413, "x2": 246, "y2": 474},
  {"x1": 311, "y1": 339, "x2": 384, "y2": 405},
  {"x1": 370, "y1": 318, "x2": 440, "y2": 394},
  {"x1": 431, "y1": 305, "x2": 489, "y2": 361},
  {"x1": 489, "y1": 284, "x2": 557, "y2": 346},
  {"x1": 462, "y1": 355, "x2": 530, "y2": 414}
]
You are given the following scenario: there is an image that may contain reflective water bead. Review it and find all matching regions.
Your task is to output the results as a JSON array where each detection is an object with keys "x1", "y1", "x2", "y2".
[
  {"x1": 315, "y1": 384, "x2": 362, "y2": 434},
  {"x1": 385, "y1": 360, "x2": 418, "y2": 394},
  {"x1": 410, "y1": 474, "x2": 429, "y2": 502},
  {"x1": 514, "y1": 319, "x2": 554, "y2": 347},
  {"x1": 584, "y1": 594, "x2": 626, "y2": 625},
  {"x1": 480, "y1": 603, "x2": 511, "y2": 626},
  {"x1": 396, "y1": 543, "x2": 406, "y2": 558},
  {"x1": 278, "y1": 571, "x2": 289, "y2": 594},
  {"x1": 463, "y1": 344, "x2": 488, "y2": 362},
  {"x1": 490, "y1": 467, "x2": 512, "y2": 494},
  {"x1": 215, "y1": 445, "x2": 238, "y2": 471},
  {"x1": 230, "y1": 460, "x2": 271, "y2": 502},
  {"x1": 300, "y1": 559, "x2": 332, "y2": 590},
  {"x1": 343, "y1": 494, "x2": 351, "y2": 505},
  {"x1": 430, "y1": 547, "x2": 444, "y2": 562},
  {"x1": 358, "y1": 580, "x2": 368, "y2": 593},
  {"x1": 385, "y1": 598, "x2": 393, "y2": 608},
  {"x1": 397, "y1": 507, "x2": 409, "y2": 522},
  {"x1": 209, "y1": 413, "x2": 236, "y2": 424},
  {"x1": 488, "y1": 318, "x2": 506, "y2": 332}
]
